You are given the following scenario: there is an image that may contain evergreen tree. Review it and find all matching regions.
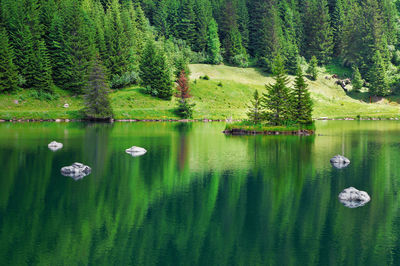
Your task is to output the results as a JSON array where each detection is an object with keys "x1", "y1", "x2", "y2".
[
  {"x1": 83, "y1": 56, "x2": 113, "y2": 120},
  {"x1": 352, "y1": 66, "x2": 363, "y2": 92},
  {"x1": 307, "y1": 56, "x2": 318, "y2": 81},
  {"x1": 262, "y1": 54, "x2": 291, "y2": 125},
  {"x1": 206, "y1": 18, "x2": 222, "y2": 64},
  {"x1": 368, "y1": 50, "x2": 389, "y2": 96},
  {"x1": 176, "y1": 1, "x2": 196, "y2": 47},
  {"x1": 139, "y1": 39, "x2": 173, "y2": 100},
  {"x1": 292, "y1": 66, "x2": 313, "y2": 124},
  {"x1": 0, "y1": 27, "x2": 19, "y2": 92},
  {"x1": 104, "y1": 0, "x2": 131, "y2": 77},
  {"x1": 175, "y1": 70, "x2": 195, "y2": 118},
  {"x1": 247, "y1": 89, "x2": 263, "y2": 124},
  {"x1": 303, "y1": 0, "x2": 333, "y2": 64}
]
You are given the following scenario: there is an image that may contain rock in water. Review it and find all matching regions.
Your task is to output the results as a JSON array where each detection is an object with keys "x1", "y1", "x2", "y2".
[
  {"x1": 48, "y1": 141, "x2": 63, "y2": 151},
  {"x1": 125, "y1": 146, "x2": 147, "y2": 157},
  {"x1": 330, "y1": 155, "x2": 350, "y2": 169},
  {"x1": 61, "y1": 162, "x2": 91, "y2": 181},
  {"x1": 338, "y1": 187, "x2": 371, "y2": 208}
]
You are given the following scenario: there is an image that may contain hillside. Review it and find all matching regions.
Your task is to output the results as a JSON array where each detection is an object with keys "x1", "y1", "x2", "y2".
[{"x1": 0, "y1": 64, "x2": 399, "y2": 120}]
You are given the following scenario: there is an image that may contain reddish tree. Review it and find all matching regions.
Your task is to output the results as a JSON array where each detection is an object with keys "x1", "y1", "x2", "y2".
[{"x1": 175, "y1": 71, "x2": 192, "y2": 100}]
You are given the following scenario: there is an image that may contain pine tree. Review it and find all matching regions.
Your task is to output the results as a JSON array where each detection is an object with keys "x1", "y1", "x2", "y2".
[
  {"x1": 0, "y1": 27, "x2": 19, "y2": 92},
  {"x1": 247, "y1": 89, "x2": 263, "y2": 124},
  {"x1": 292, "y1": 66, "x2": 313, "y2": 124},
  {"x1": 307, "y1": 56, "x2": 318, "y2": 81},
  {"x1": 84, "y1": 56, "x2": 113, "y2": 120},
  {"x1": 176, "y1": 1, "x2": 196, "y2": 47},
  {"x1": 352, "y1": 66, "x2": 363, "y2": 92},
  {"x1": 175, "y1": 70, "x2": 195, "y2": 118},
  {"x1": 104, "y1": 0, "x2": 131, "y2": 77},
  {"x1": 262, "y1": 54, "x2": 291, "y2": 125},
  {"x1": 368, "y1": 50, "x2": 389, "y2": 96},
  {"x1": 139, "y1": 39, "x2": 173, "y2": 100},
  {"x1": 206, "y1": 18, "x2": 222, "y2": 64},
  {"x1": 303, "y1": 0, "x2": 333, "y2": 64}
]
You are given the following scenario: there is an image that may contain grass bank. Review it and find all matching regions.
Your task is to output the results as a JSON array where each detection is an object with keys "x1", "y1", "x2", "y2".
[{"x1": 0, "y1": 64, "x2": 399, "y2": 120}]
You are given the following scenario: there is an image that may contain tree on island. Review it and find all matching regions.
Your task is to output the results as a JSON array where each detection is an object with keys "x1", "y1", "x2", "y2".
[
  {"x1": 307, "y1": 56, "x2": 319, "y2": 81},
  {"x1": 247, "y1": 89, "x2": 263, "y2": 124},
  {"x1": 291, "y1": 66, "x2": 313, "y2": 124},
  {"x1": 175, "y1": 70, "x2": 195, "y2": 118},
  {"x1": 352, "y1": 66, "x2": 363, "y2": 92},
  {"x1": 139, "y1": 39, "x2": 173, "y2": 100},
  {"x1": 262, "y1": 54, "x2": 291, "y2": 125},
  {"x1": 0, "y1": 27, "x2": 19, "y2": 92},
  {"x1": 83, "y1": 57, "x2": 113, "y2": 120}
]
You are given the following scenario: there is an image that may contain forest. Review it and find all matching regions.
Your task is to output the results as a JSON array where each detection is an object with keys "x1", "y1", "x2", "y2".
[{"x1": 1, "y1": 0, "x2": 400, "y2": 101}]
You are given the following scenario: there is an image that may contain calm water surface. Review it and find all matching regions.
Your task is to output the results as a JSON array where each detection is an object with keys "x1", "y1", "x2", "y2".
[{"x1": 1, "y1": 121, "x2": 400, "y2": 266}]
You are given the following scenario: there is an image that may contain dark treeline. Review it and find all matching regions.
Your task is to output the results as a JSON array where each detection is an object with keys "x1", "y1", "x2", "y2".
[{"x1": 1, "y1": 0, "x2": 400, "y2": 97}]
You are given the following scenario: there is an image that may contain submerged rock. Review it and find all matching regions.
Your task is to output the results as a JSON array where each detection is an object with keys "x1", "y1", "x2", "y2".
[
  {"x1": 338, "y1": 187, "x2": 370, "y2": 208},
  {"x1": 61, "y1": 162, "x2": 91, "y2": 181},
  {"x1": 48, "y1": 141, "x2": 63, "y2": 151},
  {"x1": 126, "y1": 146, "x2": 147, "y2": 157},
  {"x1": 330, "y1": 155, "x2": 350, "y2": 169}
]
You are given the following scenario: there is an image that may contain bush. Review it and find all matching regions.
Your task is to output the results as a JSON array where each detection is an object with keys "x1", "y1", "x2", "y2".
[
  {"x1": 200, "y1": 75, "x2": 210, "y2": 80},
  {"x1": 110, "y1": 71, "x2": 139, "y2": 89},
  {"x1": 231, "y1": 53, "x2": 249, "y2": 68},
  {"x1": 28, "y1": 90, "x2": 59, "y2": 101},
  {"x1": 144, "y1": 86, "x2": 159, "y2": 97},
  {"x1": 217, "y1": 82, "x2": 223, "y2": 87},
  {"x1": 392, "y1": 50, "x2": 400, "y2": 66}
]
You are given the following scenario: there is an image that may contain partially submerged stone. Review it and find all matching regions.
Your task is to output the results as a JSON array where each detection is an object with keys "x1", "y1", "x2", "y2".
[
  {"x1": 125, "y1": 146, "x2": 147, "y2": 157},
  {"x1": 330, "y1": 155, "x2": 350, "y2": 169},
  {"x1": 61, "y1": 162, "x2": 91, "y2": 181},
  {"x1": 338, "y1": 187, "x2": 370, "y2": 208},
  {"x1": 48, "y1": 141, "x2": 63, "y2": 151}
]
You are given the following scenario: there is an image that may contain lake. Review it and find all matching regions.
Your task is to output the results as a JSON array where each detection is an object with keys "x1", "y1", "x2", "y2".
[{"x1": 1, "y1": 121, "x2": 400, "y2": 266}]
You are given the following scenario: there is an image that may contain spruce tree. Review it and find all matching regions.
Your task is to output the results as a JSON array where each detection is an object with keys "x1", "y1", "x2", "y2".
[
  {"x1": 247, "y1": 89, "x2": 263, "y2": 124},
  {"x1": 0, "y1": 27, "x2": 19, "y2": 92},
  {"x1": 104, "y1": 0, "x2": 131, "y2": 77},
  {"x1": 292, "y1": 66, "x2": 313, "y2": 124},
  {"x1": 307, "y1": 56, "x2": 318, "y2": 81},
  {"x1": 368, "y1": 50, "x2": 389, "y2": 96},
  {"x1": 303, "y1": 0, "x2": 333, "y2": 64},
  {"x1": 352, "y1": 66, "x2": 363, "y2": 92},
  {"x1": 175, "y1": 71, "x2": 195, "y2": 118},
  {"x1": 206, "y1": 18, "x2": 222, "y2": 64},
  {"x1": 139, "y1": 39, "x2": 173, "y2": 100},
  {"x1": 262, "y1": 54, "x2": 291, "y2": 126},
  {"x1": 83, "y1": 57, "x2": 113, "y2": 120}
]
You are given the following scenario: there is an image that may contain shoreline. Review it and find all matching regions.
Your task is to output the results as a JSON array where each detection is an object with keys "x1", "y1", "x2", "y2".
[
  {"x1": 223, "y1": 128, "x2": 315, "y2": 136},
  {"x1": 0, "y1": 117, "x2": 399, "y2": 123}
]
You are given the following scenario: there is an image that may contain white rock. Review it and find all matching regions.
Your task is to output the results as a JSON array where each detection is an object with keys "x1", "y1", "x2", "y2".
[
  {"x1": 125, "y1": 146, "x2": 147, "y2": 157},
  {"x1": 338, "y1": 187, "x2": 370, "y2": 208},
  {"x1": 48, "y1": 141, "x2": 63, "y2": 151},
  {"x1": 61, "y1": 162, "x2": 91, "y2": 181},
  {"x1": 330, "y1": 155, "x2": 350, "y2": 169}
]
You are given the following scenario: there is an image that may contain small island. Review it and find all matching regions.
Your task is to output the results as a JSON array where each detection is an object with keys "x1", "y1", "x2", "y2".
[{"x1": 224, "y1": 54, "x2": 314, "y2": 136}]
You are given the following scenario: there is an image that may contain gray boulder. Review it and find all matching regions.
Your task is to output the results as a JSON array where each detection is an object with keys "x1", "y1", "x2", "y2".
[
  {"x1": 61, "y1": 162, "x2": 91, "y2": 180},
  {"x1": 330, "y1": 155, "x2": 350, "y2": 169},
  {"x1": 48, "y1": 141, "x2": 63, "y2": 151},
  {"x1": 338, "y1": 187, "x2": 371, "y2": 208},
  {"x1": 126, "y1": 146, "x2": 147, "y2": 157}
]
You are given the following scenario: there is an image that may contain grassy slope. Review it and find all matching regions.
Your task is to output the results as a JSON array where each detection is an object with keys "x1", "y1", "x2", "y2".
[{"x1": 0, "y1": 64, "x2": 399, "y2": 120}]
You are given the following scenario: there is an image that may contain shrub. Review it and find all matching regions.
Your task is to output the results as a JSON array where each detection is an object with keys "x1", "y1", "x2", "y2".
[
  {"x1": 231, "y1": 53, "x2": 249, "y2": 68},
  {"x1": 200, "y1": 75, "x2": 210, "y2": 80},
  {"x1": 110, "y1": 71, "x2": 139, "y2": 89}
]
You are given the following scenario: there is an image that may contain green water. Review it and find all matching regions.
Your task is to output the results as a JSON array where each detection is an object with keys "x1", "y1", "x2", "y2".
[{"x1": 1, "y1": 121, "x2": 400, "y2": 266}]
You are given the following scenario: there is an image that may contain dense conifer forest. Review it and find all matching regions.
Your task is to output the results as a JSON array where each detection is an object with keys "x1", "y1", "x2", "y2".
[{"x1": 1, "y1": 0, "x2": 400, "y2": 98}]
